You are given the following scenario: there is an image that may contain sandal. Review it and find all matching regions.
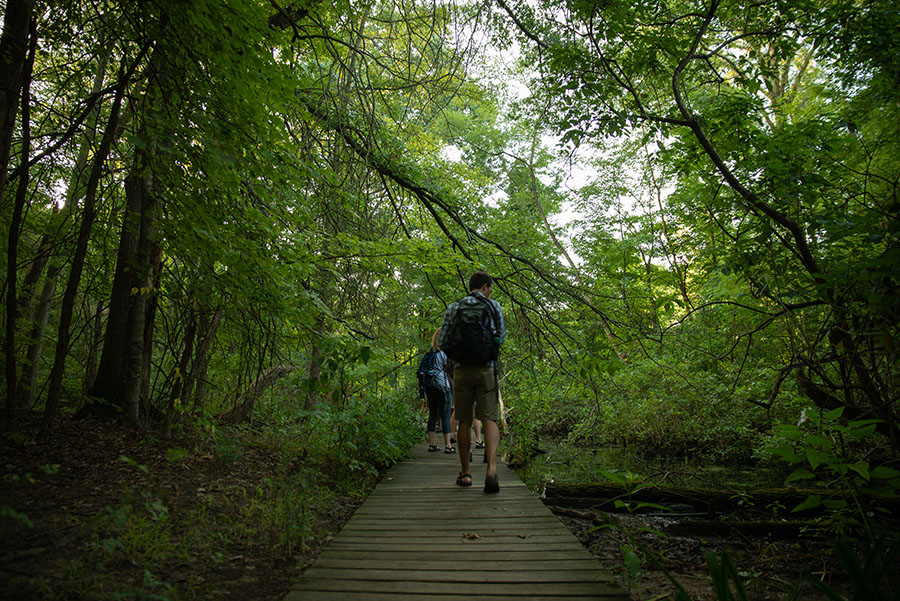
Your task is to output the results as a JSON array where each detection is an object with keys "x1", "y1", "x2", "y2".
[
  {"x1": 484, "y1": 473, "x2": 500, "y2": 494},
  {"x1": 475, "y1": 441, "x2": 485, "y2": 449},
  {"x1": 427, "y1": 444, "x2": 441, "y2": 452},
  {"x1": 450, "y1": 436, "x2": 457, "y2": 444},
  {"x1": 456, "y1": 473, "x2": 472, "y2": 487},
  {"x1": 444, "y1": 446, "x2": 456, "y2": 454}
]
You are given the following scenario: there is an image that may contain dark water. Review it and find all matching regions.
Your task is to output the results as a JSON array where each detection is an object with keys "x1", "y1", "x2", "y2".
[{"x1": 515, "y1": 438, "x2": 788, "y2": 492}]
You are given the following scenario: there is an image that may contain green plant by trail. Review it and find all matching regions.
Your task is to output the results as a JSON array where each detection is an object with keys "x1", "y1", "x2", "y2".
[
  {"x1": 769, "y1": 406, "x2": 900, "y2": 537},
  {"x1": 588, "y1": 468, "x2": 670, "y2": 590}
]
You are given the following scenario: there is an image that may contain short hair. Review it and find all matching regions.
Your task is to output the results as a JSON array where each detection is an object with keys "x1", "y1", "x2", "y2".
[{"x1": 469, "y1": 271, "x2": 493, "y2": 291}]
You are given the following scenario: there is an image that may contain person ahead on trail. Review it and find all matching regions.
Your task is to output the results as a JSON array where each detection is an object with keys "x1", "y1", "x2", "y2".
[
  {"x1": 418, "y1": 328, "x2": 454, "y2": 454},
  {"x1": 439, "y1": 271, "x2": 506, "y2": 493}
]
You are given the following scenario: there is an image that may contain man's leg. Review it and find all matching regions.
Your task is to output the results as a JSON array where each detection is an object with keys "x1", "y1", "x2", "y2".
[
  {"x1": 457, "y1": 419, "x2": 472, "y2": 478},
  {"x1": 483, "y1": 418, "x2": 499, "y2": 479}
]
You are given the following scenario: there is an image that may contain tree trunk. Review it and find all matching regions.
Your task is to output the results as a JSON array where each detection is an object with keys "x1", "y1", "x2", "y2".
[
  {"x1": 0, "y1": 0, "x2": 33, "y2": 207},
  {"x1": 219, "y1": 365, "x2": 293, "y2": 424},
  {"x1": 191, "y1": 307, "x2": 223, "y2": 408},
  {"x1": 4, "y1": 19, "x2": 36, "y2": 426},
  {"x1": 17, "y1": 262, "x2": 62, "y2": 408},
  {"x1": 82, "y1": 300, "x2": 106, "y2": 394},
  {"x1": 116, "y1": 173, "x2": 159, "y2": 424},
  {"x1": 139, "y1": 243, "x2": 162, "y2": 422},
  {"x1": 88, "y1": 176, "x2": 145, "y2": 404},
  {"x1": 40, "y1": 59, "x2": 131, "y2": 439},
  {"x1": 164, "y1": 309, "x2": 196, "y2": 438},
  {"x1": 15, "y1": 225, "x2": 54, "y2": 326},
  {"x1": 305, "y1": 316, "x2": 325, "y2": 409}
]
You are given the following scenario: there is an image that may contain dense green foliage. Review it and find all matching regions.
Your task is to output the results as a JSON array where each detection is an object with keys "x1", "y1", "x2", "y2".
[{"x1": 1, "y1": 0, "x2": 898, "y2": 561}]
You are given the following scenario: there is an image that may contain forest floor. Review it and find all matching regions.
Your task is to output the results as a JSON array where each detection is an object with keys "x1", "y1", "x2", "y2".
[
  {"x1": 553, "y1": 508, "x2": 851, "y2": 601},
  {"x1": 0, "y1": 414, "x2": 866, "y2": 601}
]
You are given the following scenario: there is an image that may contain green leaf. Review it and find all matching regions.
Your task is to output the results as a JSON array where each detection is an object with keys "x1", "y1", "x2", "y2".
[
  {"x1": 871, "y1": 466, "x2": 900, "y2": 480},
  {"x1": 785, "y1": 468, "x2": 816, "y2": 483},
  {"x1": 849, "y1": 461, "x2": 870, "y2": 481},
  {"x1": 791, "y1": 494, "x2": 822, "y2": 513},
  {"x1": 119, "y1": 455, "x2": 148, "y2": 473},
  {"x1": 806, "y1": 449, "x2": 829, "y2": 470},
  {"x1": 622, "y1": 545, "x2": 641, "y2": 578},
  {"x1": 0, "y1": 505, "x2": 33, "y2": 528},
  {"x1": 824, "y1": 407, "x2": 845, "y2": 421},
  {"x1": 822, "y1": 499, "x2": 848, "y2": 510}
]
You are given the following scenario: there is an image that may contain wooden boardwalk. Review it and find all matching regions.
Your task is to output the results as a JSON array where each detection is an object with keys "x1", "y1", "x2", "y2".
[{"x1": 285, "y1": 442, "x2": 631, "y2": 601}]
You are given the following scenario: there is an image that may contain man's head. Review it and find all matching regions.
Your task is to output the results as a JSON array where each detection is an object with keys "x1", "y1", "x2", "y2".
[{"x1": 469, "y1": 271, "x2": 494, "y2": 296}]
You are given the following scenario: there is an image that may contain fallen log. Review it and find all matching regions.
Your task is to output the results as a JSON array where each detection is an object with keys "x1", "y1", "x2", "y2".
[{"x1": 542, "y1": 481, "x2": 900, "y2": 518}]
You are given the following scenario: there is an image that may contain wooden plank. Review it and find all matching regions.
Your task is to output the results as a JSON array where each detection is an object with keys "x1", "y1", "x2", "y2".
[
  {"x1": 285, "y1": 592, "x2": 627, "y2": 601},
  {"x1": 323, "y1": 541, "x2": 590, "y2": 552},
  {"x1": 312, "y1": 558, "x2": 604, "y2": 571},
  {"x1": 328, "y1": 534, "x2": 583, "y2": 545},
  {"x1": 291, "y1": 578, "x2": 627, "y2": 595},
  {"x1": 303, "y1": 567, "x2": 619, "y2": 584},
  {"x1": 318, "y1": 549, "x2": 599, "y2": 561},
  {"x1": 338, "y1": 525, "x2": 569, "y2": 536},
  {"x1": 351, "y1": 509, "x2": 555, "y2": 519}
]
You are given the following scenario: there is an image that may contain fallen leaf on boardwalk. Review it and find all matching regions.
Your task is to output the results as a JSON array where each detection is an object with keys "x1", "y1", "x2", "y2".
[{"x1": 463, "y1": 532, "x2": 481, "y2": 539}]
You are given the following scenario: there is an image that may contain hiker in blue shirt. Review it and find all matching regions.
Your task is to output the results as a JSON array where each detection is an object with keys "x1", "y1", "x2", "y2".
[
  {"x1": 439, "y1": 271, "x2": 506, "y2": 493},
  {"x1": 418, "y1": 328, "x2": 454, "y2": 453}
]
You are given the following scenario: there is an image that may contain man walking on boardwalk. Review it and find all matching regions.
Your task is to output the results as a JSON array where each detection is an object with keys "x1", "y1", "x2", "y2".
[{"x1": 439, "y1": 271, "x2": 506, "y2": 493}]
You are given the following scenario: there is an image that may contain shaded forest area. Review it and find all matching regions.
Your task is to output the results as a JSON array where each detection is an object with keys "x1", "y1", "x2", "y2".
[{"x1": 2, "y1": 0, "x2": 899, "y2": 599}]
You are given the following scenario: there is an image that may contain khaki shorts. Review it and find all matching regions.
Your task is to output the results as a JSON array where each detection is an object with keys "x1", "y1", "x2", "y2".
[{"x1": 452, "y1": 365, "x2": 499, "y2": 423}]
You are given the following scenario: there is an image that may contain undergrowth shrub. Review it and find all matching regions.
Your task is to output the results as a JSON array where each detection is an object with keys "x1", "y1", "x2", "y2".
[
  {"x1": 295, "y1": 391, "x2": 421, "y2": 473},
  {"x1": 563, "y1": 357, "x2": 807, "y2": 462}
]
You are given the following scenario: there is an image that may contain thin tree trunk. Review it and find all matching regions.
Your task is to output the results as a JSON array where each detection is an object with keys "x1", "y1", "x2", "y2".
[
  {"x1": 4, "y1": 19, "x2": 36, "y2": 426},
  {"x1": 17, "y1": 262, "x2": 62, "y2": 408},
  {"x1": 40, "y1": 57, "x2": 132, "y2": 439},
  {"x1": 139, "y1": 243, "x2": 162, "y2": 422},
  {"x1": 165, "y1": 310, "x2": 196, "y2": 438},
  {"x1": 0, "y1": 0, "x2": 33, "y2": 207},
  {"x1": 305, "y1": 316, "x2": 325, "y2": 409},
  {"x1": 82, "y1": 300, "x2": 105, "y2": 394},
  {"x1": 644, "y1": 146, "x2": 692, "y2": 310},
  {"x1": 16, "y1": 223, "x2": 54, "y2": 324},
  {"x1": 191, "y1": 307, "x2": 223, "y2": 407}
]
